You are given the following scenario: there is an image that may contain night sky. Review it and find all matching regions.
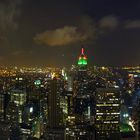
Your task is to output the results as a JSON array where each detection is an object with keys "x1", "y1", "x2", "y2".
[{"x1": 0, "y1": 0, "x2": 140, "y2": 67}]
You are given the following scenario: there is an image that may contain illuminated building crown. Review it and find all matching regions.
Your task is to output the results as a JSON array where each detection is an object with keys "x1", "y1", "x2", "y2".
[{"x1": 78, "y1": 48, "x2": 87, "y2": 66}]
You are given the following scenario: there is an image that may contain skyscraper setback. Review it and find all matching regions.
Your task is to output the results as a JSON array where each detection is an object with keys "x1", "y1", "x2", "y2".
[{"x1": 78, "y1": 48, "x2": 88, "y2": 67}]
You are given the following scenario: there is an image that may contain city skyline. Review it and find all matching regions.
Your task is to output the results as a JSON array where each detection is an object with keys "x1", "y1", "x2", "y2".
[
  {"x1": 0, "y1": 59, "x2": 138, "y2": 139},
  {"x1": 0, "y1": 0, "x2": 140, "y2": 66}
]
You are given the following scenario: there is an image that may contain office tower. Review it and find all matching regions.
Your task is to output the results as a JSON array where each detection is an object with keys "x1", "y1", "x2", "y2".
[
  {"x1": 32, "y1": 118, "x2": 44, "y2": 138},
  {"x1": 48, "y1": 78, "x2": 63, "y2": 128},
  {"x1": 20, "y1": 103, "x2": 34, "y2": 138},
  {"x1": 95, "y1": 87, "x2": 121, "y2": 140},
  {"x1": 0, "y1": 92, "x2": 10, "y2": 121},
  {"x1": 10, "y1": 89, "x2": 26, "y2": 106},
  {"x1": 70, "y1": 48, "x2": 95, "y2": 140},
  {"x1": 0, "y1": 93, "x2": 5, "y2": 121},
  {"x1": 65, "y1": 89, "x2": 75, "y2": 140},
  {"x1": 9, "y1": 89, "x2": 26, "y2": 123},
  {"x1": 46, "y1": 77, "x2": 65, "y2": 140},
  {"x1": 22, "y1": 78, "x2": 47, "y2": 139},
  {"x1": 20, "y1": 103, "x2": 44, "y2": 138},
  {"x1": 22, "y1": 103, "x2": 34, "y2": 124},
  {"x1": 6, "y1": 102, "x2": 20, "y2": 124},
  {"x1": 74, "y1": 48, "x2": 95, "y2": 120},
  {"x1": 74, "y1": 47, "x2": 89, "y2": 114},
  {"x1": 27, "y1": 78, "x2": 47, "y2": 118},
  {"x1": 5, "y1": 76, "x2": 27, "y2": 124}
]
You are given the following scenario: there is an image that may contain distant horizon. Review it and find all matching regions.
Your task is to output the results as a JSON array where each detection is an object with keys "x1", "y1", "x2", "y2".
[{"x1": 0, "y1": 64, "x2": 140, "y2": 68}]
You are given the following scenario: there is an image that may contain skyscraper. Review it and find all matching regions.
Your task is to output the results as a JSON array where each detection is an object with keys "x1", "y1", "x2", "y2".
[
  {"x1": 0, "y1": 92, "x2": 10, "y2": 121},
  {"x1": 47, "y1": 77, "x2": 65, "y2": 140},
  {"x1": 74, "y1": 48, "x2": 95, "y2": 121},
  {"x1": 48, "y1": 78, "x2": 63, "y2": 128},
  {"x1": 95, "y1": 87, "x2": 121, "y2": 140},
  {"x1": 71, "y1": 48, "x2": 95, "y2": 140}
]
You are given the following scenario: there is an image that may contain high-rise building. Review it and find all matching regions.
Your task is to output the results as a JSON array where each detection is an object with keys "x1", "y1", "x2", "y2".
[
  {"x1": 70, "y1": 48, "x2": 95, "y2": 140},
  {"x1": 9, "y1": 89, "x2": 26, "y2": 123},
  {"x1": 47, "y1": 78, "x2": 65, "y2": 140},
  {"x1": 0, "y1": 93, "x2": 5, "y2": 121},
  {"x1": 6, "y1": 102, "x2": 20, "y2": 124},
  {"x1": 0, "y1": 92, "x2": 10, "y2": 121},
  {"x1": 48, "y1": 78, "x2": 64, "y2": 128},
  {"x1": 74, "y1": 48, "x2": 95, "y2": 121},
  {"x1": 22, "y1": 78, "x2": 47, "y2": 139},
  {"x1": 6, "y1": 76, "x2": 27, "y2": 124},
  {"x1": 95, "y1": 87, "x2": 121, "y2": 140}
]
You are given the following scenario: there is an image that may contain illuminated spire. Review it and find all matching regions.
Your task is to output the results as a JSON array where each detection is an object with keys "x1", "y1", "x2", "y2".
[
  {"x1": 78, "y1": 47, "x2": 87, "y2": 66},
  {"x1": 82, "y1": 47, "x2": 84, "y2": 55}
]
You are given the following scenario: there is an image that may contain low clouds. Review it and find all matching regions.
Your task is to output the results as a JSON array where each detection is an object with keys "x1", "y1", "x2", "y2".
[
  {"x1": 34, "y1": 26, "x2": 87, "y2": 46},
  {"x1": 99, "y1": 15, "x2": 140, "y2": 30},
  {"x1": 34, "y1": 15, "x2": 140, "y2": 47},
  {"x1": 125, "y1": 20, "x2": 140, "y2": 29},
  {"x1": 99, "y1": 16, "x2": 119, "y2": 30},
  {"x1": 34, "y1": 16, "x2": 120, "y2": 47},
  {"x1": 34, "y1": 17, "x2": 96, "y2": 47}
]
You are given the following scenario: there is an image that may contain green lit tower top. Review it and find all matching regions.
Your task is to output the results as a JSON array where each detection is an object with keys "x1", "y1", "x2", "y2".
[{"x1": 78, "y1": 47, "x2": 87, "y2": 66}]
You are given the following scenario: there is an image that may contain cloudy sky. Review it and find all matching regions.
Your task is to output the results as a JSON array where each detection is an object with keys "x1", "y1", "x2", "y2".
[{"x1": 0, "y1": 0, "x2": 140, "y2": 67}]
